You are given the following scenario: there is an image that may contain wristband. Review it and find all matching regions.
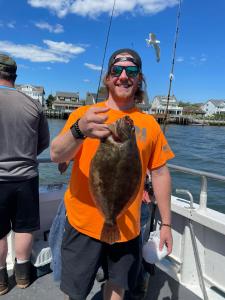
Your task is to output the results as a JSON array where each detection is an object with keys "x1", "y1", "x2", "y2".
[
  {"x1": 161, "y1": 223, "x2": 172, "y2": 228},
  {"x1": 70, "y1": 118, "x2": 86, "y2": 140}
]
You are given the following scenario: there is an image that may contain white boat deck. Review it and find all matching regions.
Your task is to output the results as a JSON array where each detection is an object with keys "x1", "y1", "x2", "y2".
[{"x1": 4, "y1": 163, "x2": 225, "y2": 300}]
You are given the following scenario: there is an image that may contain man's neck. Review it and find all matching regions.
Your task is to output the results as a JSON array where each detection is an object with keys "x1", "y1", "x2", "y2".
[
  {"x1": 0, "y1": 79, "x2": 14, "y2": 88},
  {"x1": 106, "y1": 97, "x2": 136, "y2": 111}
]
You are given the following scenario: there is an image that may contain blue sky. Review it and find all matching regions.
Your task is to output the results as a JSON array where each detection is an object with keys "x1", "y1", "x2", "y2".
[{"x1": 0, "y1": 0, "x2": 224, "y2": 103}]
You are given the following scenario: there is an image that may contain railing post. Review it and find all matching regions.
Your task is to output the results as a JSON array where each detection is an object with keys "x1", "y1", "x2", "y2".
[{"x1": 199, "y1": 175, "x2": 207, "y2": 211}]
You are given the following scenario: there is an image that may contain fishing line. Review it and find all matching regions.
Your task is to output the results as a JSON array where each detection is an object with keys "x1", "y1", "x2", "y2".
[
  {"x1": 162, "y1": 0, "x2": 182, "y2": 133},
  {"x1": 95, "y1": 0, "x2": 116, "y2": 103}
]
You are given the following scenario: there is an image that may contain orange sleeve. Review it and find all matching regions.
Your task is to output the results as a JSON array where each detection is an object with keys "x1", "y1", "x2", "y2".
[{"x1": 148, "y1": 129, "x2": 175, "y2": 170}]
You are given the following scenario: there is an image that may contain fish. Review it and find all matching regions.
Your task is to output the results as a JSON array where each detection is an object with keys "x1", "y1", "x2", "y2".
[{"x1": 89, "y1": 116, "x2": 142, "y2": 244}]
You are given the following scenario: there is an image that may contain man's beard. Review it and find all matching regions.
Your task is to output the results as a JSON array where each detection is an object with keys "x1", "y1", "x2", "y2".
[{"x1": 110, "y1": 85, "x2": 136, "y2": 101}]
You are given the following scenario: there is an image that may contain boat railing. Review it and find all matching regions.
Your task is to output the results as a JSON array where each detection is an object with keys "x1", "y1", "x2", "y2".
[
  {"x1": 167, "y1": 163, "x2": 225, "y2": 211},
  {"x1": 38, "y1": 158, "x2": 225, "y2": 211}
]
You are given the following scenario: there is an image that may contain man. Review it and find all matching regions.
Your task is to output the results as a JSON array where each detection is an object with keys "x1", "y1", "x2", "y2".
[
  {"x1": 50, "y1": 48, "x2": 174, "y2": 300},
  {"x1": 0, "y1": 53, "x2": 49, "y2": 295}
]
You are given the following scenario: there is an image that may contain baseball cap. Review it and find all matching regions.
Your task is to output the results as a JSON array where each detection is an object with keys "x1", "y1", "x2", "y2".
[
  {"x1": 0, "y1": 53, "x2": 17, "y2": 74},
  {"x1": 108, "y1": 48, "x2": 142, "y2": 71}
]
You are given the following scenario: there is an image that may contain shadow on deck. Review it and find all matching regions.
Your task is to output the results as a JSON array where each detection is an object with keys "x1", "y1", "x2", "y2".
[{"x1": 1, "y1": 267, "x2": 202, "y2": 300}]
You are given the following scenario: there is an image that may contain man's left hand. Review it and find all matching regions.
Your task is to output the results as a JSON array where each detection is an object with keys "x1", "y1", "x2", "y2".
[{"x1": 159, "y1": 226, "x2": 173, "y2": 255}]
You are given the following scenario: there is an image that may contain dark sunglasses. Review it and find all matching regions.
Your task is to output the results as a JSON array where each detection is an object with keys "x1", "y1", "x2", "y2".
[{"x1": 110, "y1": 65, "x2": 140, "y2": 78}]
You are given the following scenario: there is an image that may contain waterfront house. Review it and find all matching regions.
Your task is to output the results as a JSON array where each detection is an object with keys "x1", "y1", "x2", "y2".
[
  {"x1": 151, "y1": 95, "x2": 183, "y2": 115},
  {"x1": 85, "y1": 89, "x2": 106, "y2": 104},
  {"x1": 182, "y1": 106, "x2": 206, "y2": 116},
  {"x1": 15, "y1": 84, "x2": 45, "y2": 106},
  {"x1": 201, "y1": 99, "x2": 225, "y2": 116},
  {"x1": 85, "y1": 88, "x2": 151, "y2": 113},
  {"x1": 85, "y1": 87, "x2": 108, "y2": 104},
  {"x1": 52, "y1": 91, "x2": 83, "y2": 112},
  {"x1": 86, "y1": 92, "x2": 97, "y2": 104}
]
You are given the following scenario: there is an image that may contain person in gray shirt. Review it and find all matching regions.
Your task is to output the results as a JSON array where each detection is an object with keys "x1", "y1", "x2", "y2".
[{"x1": 0, "y1": 53, "x2": 50, "y2": 295}]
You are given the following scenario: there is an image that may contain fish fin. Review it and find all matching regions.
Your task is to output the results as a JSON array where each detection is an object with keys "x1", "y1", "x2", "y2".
[{"x1": 100, "y1": 223, "x2": 120, "y2": 244}]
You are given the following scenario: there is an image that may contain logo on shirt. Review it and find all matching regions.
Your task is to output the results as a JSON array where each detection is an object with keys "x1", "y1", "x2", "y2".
[{"x1": 135, "y1": 126, "x2": 147, "y2": 142}]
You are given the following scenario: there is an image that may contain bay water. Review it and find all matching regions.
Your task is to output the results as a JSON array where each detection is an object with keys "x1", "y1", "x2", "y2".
[{"x1": 39, "y1": 119, "x2": 225, "y2": 214}]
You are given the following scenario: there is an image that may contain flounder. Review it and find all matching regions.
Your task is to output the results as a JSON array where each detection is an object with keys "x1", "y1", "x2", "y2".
[{"x1": 89, "y1": 116, "x2": 142, "y2": 244}]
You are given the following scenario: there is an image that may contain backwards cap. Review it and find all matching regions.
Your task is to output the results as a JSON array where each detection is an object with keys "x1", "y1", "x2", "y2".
[
  {"x1": 108, "y1": 48, "x2": 142, "y2": 71},
  {"x1": 0, "y1": 53, "x2": 17, "y2": 74}
]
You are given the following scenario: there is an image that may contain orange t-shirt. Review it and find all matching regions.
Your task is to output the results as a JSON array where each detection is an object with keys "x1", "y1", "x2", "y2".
[{"x1": 60, "y1": 101, "x2": 175, "y2": 242}]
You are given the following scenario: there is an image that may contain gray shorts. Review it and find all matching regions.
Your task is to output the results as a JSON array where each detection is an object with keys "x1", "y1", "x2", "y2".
[{"x1": 60, "y1": 219, "x2": 142, "y2": 300}]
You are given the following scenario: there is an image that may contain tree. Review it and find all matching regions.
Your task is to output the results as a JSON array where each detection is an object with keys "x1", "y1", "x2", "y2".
[{"x1": 46, "y1": 94, "x2": 55, "y2": 109}]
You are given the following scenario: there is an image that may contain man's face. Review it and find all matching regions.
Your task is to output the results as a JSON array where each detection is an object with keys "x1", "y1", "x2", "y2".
[{"x1": 106, "y1": 54, "x2": 141, "y2": 102}]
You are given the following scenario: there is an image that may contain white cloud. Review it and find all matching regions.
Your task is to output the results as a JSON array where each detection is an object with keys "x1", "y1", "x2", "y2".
[
  {"x1": 0, "y1": 40, "x2": 86, "y2": 63},
  {"x1": 84, "y1": 63, "x2": 102, "y2": 71},
  {"x1": 43, "y1": 40, "x2": 85, "y2": 55},
  {"x1": 17, "y1": 64, "x2": 29, "y2": 69},
  {"x1": 200, "y1": 54, "x2": 207, "y2": 62},
  {"x1": 83, "y1": 79, "x2": 90, "y2": 82},
  {"x1": 28, "y1": 0, "x2": 178, "y2": 18},
  {"x1": 176, "y1": 56, "x2": 184, "y2": 63},
  {"x1": 7, "y1": 22, "x2": 16, "y2": 29},
  {"x1": 189, "y1": 54, "x2": 207, "y2": 66},
  {"x1": 35, "y1": 21, "x2": 64, "y2": 33},
  {"x1": 0, "y1": 21, "x2": 16, "y2": 28},
  {"x1": 28, "y1": 0, "x2": 72, "y2": 18}
]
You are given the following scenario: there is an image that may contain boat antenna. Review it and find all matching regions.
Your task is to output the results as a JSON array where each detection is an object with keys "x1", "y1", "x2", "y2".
[
  {"x1": 162, "y1": 0, "x2": 182, "y2": 133},
  {"x1": 95, "y1": 0, "x2": 116, "y2": 103}
]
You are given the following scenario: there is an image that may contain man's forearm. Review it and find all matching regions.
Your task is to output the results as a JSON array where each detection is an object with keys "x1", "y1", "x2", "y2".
[
  {"x1": 50, "y1": 130, "x2": 83, "y2": 163},
  {"x1": 151, "y1": 165, "x2": 172, "y2": 224}
]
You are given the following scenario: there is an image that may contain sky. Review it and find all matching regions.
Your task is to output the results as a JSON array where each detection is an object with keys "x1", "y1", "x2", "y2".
[{"x1": 0, "y1": 0, "x2": 225, "y2": 103}]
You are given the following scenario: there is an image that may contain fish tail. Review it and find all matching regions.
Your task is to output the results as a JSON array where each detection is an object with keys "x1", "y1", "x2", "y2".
[{"x1": 100, "y1": 222, "x2": 120, "y2": 244}]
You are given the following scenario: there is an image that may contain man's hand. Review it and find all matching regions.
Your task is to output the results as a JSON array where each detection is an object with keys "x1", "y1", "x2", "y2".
[
  {"x1": 79, "y1": 107, "x2": 111, "y2": 139},
  {"x1": 159, "y1": 226, "x2": 173, "y2": 255}
]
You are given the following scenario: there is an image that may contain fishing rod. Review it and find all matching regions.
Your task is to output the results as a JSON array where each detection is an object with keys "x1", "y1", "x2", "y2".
[
  {"x1": 146, "y1": 0, "x2": 182, "y2": 276},
  {"x1": 95, "y1": 0, "x2": 116, "y2": 103},
  {"x1": 162, "y1": 0, "x2": 182, "y2": 133}
]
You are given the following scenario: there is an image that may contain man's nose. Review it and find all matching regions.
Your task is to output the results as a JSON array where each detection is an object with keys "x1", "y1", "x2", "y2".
[{"x1": 119, "y1": 69, "x2": 128, "y2": 79}]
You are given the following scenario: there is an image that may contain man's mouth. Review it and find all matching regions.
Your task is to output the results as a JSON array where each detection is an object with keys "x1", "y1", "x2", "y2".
[{"x1": 116, "y1": 84, "x2": 132, "y2": 88}]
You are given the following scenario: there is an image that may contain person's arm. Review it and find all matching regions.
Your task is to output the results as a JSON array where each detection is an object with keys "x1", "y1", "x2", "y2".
[
  {"x1": 151, "y1": 164, "x2": 173, "y2": 254},
  {"x1": 50, "y1": 106, "x2": 110, "y2": 163},
  {"x1": 37, "y1": 111, "x2": 50, "y2": 155}
]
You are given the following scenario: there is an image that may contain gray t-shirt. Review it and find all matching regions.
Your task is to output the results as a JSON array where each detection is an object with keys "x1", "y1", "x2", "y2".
[{"x1": 0, "y1": 88, "x2": 50, "y2": 181}]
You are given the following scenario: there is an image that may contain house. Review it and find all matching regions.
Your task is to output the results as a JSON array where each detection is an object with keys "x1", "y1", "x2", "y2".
[
  {"x1": 151, "y1": 95, "x2": 183, "y2": 115},
  {"x1": 85, "y1": 87, "x2": 151, "y2": 114},
  {"x1": 201, "y1": 99, "x2": 225, "y2": 116},
  {"x1": 16, "y1": 84, "x2": 45, "y2": 106},
  {"x1": 86, "y1": 92, "x2": 97, "y2": 105},
  {"x1": 52, "y1": 91, "x2": 83, "y2": 112},
  {"x1": 182, "y1": 106, "x2": 206, "y2": 116},
  {"x1": 136, "y1": 90, "x2": 151, "y2": 113}
]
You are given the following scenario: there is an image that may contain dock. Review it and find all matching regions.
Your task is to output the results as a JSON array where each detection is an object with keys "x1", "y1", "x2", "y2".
[{"x1": 44, "y1": 109, "x2": 70, "y2": 119}]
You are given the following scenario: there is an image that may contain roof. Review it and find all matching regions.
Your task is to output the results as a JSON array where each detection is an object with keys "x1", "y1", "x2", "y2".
[
  {"x1": 208, "y1": 99, "x2": 225, "y2": 107},
  {"x1": 55, "y1": 91, "x2": 79, "y2": 97},
  {"x1": 16, "y1": 84, "x2": 45, "y2": 93},
  {"x1": 153, "y1": 95, "x2": 177, "y2": 101},
  {"x1": 183, "y1": 106, "x2": 205, "y2": 114}
]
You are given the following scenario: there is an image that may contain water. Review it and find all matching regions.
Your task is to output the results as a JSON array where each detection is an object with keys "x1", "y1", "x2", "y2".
[{"x1": 39, "y1": 119, "x2": 225, "y2": 213}]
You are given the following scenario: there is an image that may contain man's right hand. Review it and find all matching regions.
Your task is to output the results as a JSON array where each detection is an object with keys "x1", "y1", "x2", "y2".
[{"x1": 79, "y1": 106, "x2": 111, "y2": 139}]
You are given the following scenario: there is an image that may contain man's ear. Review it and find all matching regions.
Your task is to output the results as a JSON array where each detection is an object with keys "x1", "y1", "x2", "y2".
[
  {"x1": 137, "y1": 73, "x2": 143, "y2": 88},
  {"x1": 103, "y1": 74, "x2": 110, "y2": 85}
]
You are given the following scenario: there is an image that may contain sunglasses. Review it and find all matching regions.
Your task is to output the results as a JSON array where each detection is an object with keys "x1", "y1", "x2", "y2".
[{"x1": 110, "y1": 65, "x2": 140, "y2": 78}]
